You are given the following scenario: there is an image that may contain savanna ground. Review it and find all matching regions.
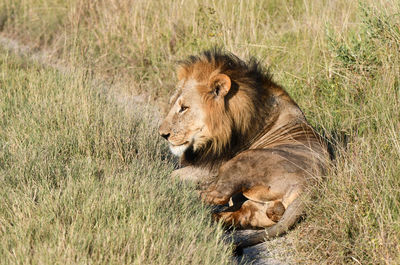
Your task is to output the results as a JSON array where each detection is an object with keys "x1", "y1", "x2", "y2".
[{"x1": 0, "y1": 0, "x2": 399, "y2": 264}]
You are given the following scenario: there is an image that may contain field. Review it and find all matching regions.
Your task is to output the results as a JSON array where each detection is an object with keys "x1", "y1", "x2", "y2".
[{"x1": 0, "y1": 0, "x2": 399, "y2": 264}]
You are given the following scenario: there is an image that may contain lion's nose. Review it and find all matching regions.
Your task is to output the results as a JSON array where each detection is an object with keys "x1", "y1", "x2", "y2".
[
  {"x1": 159, "y1": 126, "x2": 170, "y2": 140},
  {"x1": 160, "y1": 132, "x2": 170, "y2": 140},
  {"x1": 159, "y1": 122, "x2": 171, "y2": 140}
]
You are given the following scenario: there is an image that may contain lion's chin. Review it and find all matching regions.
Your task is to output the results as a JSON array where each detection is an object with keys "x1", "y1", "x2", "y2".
[{"x1": 169, "y1": 143, "x2": 190, "y2": 157}]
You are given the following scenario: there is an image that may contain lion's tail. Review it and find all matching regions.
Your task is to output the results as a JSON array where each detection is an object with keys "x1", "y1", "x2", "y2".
[{"x1": 232, "y1": 197, "x2": 305, "y2": 249}]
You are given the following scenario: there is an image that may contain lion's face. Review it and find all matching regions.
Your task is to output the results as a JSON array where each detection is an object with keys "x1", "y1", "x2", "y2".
[
  {"x1": 159, "y1": 79, "x2": 208, "y2": 156},
  {"x1": 159, "y1": 72, "x2": 231, "y2": 157}
]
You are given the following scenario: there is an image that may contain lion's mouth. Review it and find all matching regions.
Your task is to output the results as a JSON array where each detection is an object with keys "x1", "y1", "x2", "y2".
[
  {"x1": 168, "y1": 129, "x2": 204, "y2": 156},
  {"x1": 170, "y1": 141, "x2": 189, "y2": 147}
]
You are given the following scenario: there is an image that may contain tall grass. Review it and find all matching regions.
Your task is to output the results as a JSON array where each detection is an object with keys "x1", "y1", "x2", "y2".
[
  {"x1": 0, "y1": 0, "x2": 362, "y2": 98},
  {"x1": 0, "y1": 50, "x2": 232, "y2": 264},
  {"x1": 292, "y1": 5, "x2": 400, "y2": 263},
  {"x1": 0, "y1": 0, "x2": 399, "y2": 263}
]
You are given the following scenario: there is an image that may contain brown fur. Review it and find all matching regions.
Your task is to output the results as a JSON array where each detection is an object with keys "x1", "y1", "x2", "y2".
[{"x1": 159, "y1": 49, "x2": 329, "y2": 248}]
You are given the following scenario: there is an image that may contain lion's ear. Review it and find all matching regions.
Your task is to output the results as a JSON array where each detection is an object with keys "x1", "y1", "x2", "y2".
[{"x1": 208, "y1": 74, "x2": 231, "y2": 98}]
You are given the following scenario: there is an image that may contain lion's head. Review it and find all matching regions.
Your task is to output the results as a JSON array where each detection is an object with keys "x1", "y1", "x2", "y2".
[
  {"x1": 159, "y1": 49, "x2": 287, "y2": 164},
  {"x1": 158, "y1": 76, "x2": 211, "y2": 157}
]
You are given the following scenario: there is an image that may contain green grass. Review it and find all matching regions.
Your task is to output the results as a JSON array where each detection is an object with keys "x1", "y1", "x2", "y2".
[
  {"x1": 0, "y1": 50, "x2": 232, "y2": 264},
  {"x1": 0, "y1": 0, "x2": 400, "y2": 264}
]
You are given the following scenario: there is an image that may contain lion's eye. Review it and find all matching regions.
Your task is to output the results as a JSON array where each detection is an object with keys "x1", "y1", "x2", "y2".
[{"x1": 179, "y1": 105, "x2": 189, "y2": 113}]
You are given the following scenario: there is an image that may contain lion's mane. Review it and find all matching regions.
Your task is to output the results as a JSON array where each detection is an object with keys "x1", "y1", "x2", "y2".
[{"x1": 178, "y1": 49, "x2": 296, "y2": 167}]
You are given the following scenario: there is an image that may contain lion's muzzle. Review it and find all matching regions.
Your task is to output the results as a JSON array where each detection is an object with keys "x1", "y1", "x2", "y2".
[{"x1": 159, "y1": 122, "x2": 171, "y2": 140}]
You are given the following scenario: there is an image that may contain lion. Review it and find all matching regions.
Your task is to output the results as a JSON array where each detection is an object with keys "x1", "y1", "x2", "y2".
[{"x1": 159, "y1": 49, "x2": 329, "y2": 248}]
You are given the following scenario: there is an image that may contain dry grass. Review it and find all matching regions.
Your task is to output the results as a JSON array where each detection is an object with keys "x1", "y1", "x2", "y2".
[
  {"x1": 0, "y1": 49, "x2": 233, "y2": 264},
  {"x1": 0, "y1": 0, "x2": 399, "y2": 264}
]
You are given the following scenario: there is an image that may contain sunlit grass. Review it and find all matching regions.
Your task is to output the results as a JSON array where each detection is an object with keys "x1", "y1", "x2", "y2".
[
  {"x1": 0, "y1": 0, "x2": 399, "y2": 263},
  {"x1": 0, "y1": 50, "x2": 232, "y2": 264}
]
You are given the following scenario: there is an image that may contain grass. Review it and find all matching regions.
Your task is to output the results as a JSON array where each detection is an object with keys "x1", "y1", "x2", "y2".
[
  {"x1": 0, "y1": 0, "x2": 399, "y2": 264},
  {"x1": 0, "y1": 50, "x2": 233, "y2": 264}
]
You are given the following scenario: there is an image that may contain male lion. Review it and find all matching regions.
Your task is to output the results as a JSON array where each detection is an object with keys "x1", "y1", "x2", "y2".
[{"x1": 159, "y1": 49, "x2": 329, "y2": 248}]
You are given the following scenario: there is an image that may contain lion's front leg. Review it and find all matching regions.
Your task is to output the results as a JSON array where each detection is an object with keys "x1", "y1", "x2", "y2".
[
  {"x1": 200, "y1": 184, "x2": 236, "y2": 205},
  {"x1": 200, "y1": 173, "x2": 248, "y2": 205},
  {"x1": 171, "y1": 166, "x2": 215, "y2": 184},
  {"x1": 200, "y1": 162, "x2": 247, "y2": 205},
  {"x1": 199, "y1": 154, "x2": 256, "y2": 205}
]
